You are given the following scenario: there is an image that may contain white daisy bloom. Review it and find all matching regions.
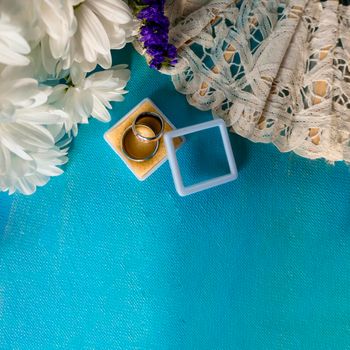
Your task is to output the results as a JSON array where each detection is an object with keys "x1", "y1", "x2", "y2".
[
  {"x1": 0, "y1": 2, "x2": 134, "y2": 195},
  {"x1": 34, "y1": 0, "x2": 138, "y2": 77},
  {"x1": 0, "y1": 70, "x2": 68, "y2": 195},
  {"x1": 49, "y1": 65, "x2": 130, "y2": 135},
  {"x1": 1, "y1": 0, "x2": 137, "y2": 77},
  {"x1": 0, "y1": 13, "x2": 30, "y2": 66}
]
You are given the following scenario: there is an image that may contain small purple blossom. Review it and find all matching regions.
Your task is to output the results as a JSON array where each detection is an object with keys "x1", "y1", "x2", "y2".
[{"x1": 132, "y1": 0, "x2": 177, "y2": 70}]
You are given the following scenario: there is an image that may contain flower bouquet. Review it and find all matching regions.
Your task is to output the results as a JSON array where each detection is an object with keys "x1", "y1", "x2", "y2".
[{"x1": 0, "y1": 0, "x2": 176, "y2": 195}]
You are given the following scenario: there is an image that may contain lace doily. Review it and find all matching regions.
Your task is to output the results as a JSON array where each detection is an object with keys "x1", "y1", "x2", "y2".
[{"x1": 163, "y1": 0, "x2": 350, "y2": 162}]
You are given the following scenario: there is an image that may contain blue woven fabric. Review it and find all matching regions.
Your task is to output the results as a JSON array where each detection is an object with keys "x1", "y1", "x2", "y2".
[{"x1": 1, "y1": 45, "x2": 350, "y2": 349}]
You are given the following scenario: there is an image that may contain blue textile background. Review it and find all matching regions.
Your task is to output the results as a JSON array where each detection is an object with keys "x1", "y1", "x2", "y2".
[{"x1": 1, "y1": 45, "x2": 350, "y2": 349}]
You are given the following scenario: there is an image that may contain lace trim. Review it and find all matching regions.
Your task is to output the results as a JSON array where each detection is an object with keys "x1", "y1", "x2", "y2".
[{"x1": 164, "y1": 0, "x2": 350, "y2": 162}]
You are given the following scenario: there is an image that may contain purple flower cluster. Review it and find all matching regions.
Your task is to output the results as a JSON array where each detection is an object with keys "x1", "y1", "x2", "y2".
[{"x1": 134, "y1": 0, "x2": 177, "y2": 70}]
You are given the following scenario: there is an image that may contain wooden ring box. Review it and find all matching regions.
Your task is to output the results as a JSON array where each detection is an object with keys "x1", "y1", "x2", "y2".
[{"x1": 104, "y1": 98, "x2": 184, "y2": 180}]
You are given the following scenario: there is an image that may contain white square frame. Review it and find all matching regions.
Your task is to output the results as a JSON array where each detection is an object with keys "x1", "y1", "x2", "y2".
[{"x1": 164, "y1": 119, "x2": 238, "y2": 196}]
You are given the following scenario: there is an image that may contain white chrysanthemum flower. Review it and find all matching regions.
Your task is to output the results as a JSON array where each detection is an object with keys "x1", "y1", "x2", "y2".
[
  {"x1": 0, "y1": 2, "x2": 135, "y2": 195},
  {"x1": 0, "y1": 13, "x2": 30, "y2": 66},
  {"x1": 34, "y1": 0, "x2": 138, "y2": 79},
  {"x1": 49, "y1": 65, "x2": 130, "y2": 135},
  {"x1": 1, "y1": 0, "x2": 137, "y2": 78},
  {"x1": 0, "y1": 69, "x2": 68, "y2": 195}
]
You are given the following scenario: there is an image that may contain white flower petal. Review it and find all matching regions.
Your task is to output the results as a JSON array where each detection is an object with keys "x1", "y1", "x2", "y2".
[
  {"x1": 85, "y1": 0, "x2": 132, "y2": 24},
  {"x1": 1, "y1": 134, "x2": 33, "y2": 161},
  {"x1": 76, "y1": 4, "x2": 110, "y2": 62},
  {"x1": 6, "y1": 124, "x2": 55, "y2": 149},
  {"x1": 15, "y1": 107, "x2": 66, "y2": 125},
  {"x1": 36, "y1": 164, "x2": 64, "y2": 176},
  {"x1": 16, "y1": 178, "x2": 36, "y2": 195},
  {"x1": 70, "y1": 63, "x2": 87, "y2": 85},
  {"x1": 64, "y1": 87, "x2": 93, "y2": 124},
  {"x1": 0, "y1": 42, "x2": 30, "y2": 66},
  {"x1": 0, "y1": 74, "x2": 69, "y2": 195},
  {"x1": 0, "y1": 14, "x2": 30, "y2": 66},
  {"x1": 40, "y1": 36, "x2": 60, "y2": 76},
  {"x1": 91, "y1": 95, "x2": 111, "y2": 122},
  {"x1": 29, "y1": 0, "x2": 137, "y2": 74}
]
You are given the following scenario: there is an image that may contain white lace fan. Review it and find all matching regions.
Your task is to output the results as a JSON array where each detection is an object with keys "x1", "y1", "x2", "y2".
[{"x1": 164, "y1": 0, "x2": 350, "y2": 162}]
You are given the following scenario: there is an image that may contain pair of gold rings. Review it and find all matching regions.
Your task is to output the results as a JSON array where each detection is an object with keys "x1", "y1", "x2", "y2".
[{"x1": 122, "y1": 112, "x2": 165, "y2": 162}]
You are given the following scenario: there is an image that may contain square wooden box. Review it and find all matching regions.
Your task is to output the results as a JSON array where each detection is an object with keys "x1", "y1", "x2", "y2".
[{"x1": 104, "y1": 98, "x2": 184, "y2": 180}]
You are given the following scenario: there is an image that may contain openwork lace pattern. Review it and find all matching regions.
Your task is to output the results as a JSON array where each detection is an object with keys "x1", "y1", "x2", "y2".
[{"x1": 164, "y1": 0, "x2": 350, "y2": 162}]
